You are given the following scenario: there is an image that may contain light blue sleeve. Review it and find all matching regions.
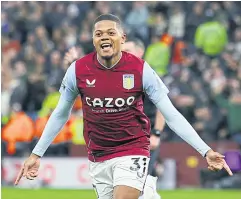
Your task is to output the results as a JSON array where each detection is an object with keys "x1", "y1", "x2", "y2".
[
  {"x1": 142, "y1": 62, "x2": 211, "y2": 157},
  {"x1": 32, "y1": 94, "x2": 75, "y2": 157},
  {"x1": 59, "y1": 61, "x2": 79, "y2": 102},
  {"x1": 155, "y1": 95, "x2": 211, "y2": 157},
  {"x1": 142, "y1": 61, "x2": 169, "y2": 104}
]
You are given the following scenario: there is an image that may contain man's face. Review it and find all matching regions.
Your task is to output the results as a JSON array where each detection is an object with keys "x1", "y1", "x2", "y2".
[
  {"x1": 93, "y1": 20, "x2": 125, "y2": 60},
  {"x1": 122, "y1": 41, "x2": 144, "y2": 58}
]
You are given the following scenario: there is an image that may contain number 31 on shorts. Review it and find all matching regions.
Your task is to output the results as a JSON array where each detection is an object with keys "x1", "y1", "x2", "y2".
[{"x1": 130, "y1": 157, "x2": 148, "y2": 178}]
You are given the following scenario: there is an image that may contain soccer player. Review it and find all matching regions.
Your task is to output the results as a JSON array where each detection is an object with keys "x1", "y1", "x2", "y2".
[
  {"x1": 15, "y1": 14, "x2": 233, "y2": 199},
  {"x1": 64, "y1": 39, "x2": 164, "y2": 199}
]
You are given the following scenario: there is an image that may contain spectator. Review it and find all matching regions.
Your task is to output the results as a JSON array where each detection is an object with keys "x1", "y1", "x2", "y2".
[
  {"x1": 47, "y1": 50, "x2": 65, "y2": 91},
  {"x1": 185, "y1": 2, "x2": 206, "y2": 41},
  {"x1": 212, "y1": 79, "x2": 241, "y2": 147},
  {"x1": 9, "y1": 61, "x2": 28, "y2": 112},
  {"x1": 194, "y1": 20, "x2": 228, "y2": 56},
  {"x1": 168, "y1": 5, "x2": 186, "y2": 39},
  {"x1": 125, "y1": 2, "x2": 150, "y2": 43}
]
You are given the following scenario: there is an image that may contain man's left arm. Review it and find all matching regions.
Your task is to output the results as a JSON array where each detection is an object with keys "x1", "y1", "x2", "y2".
[
  {"x1": 142, "y1": 61, "x2": 233, "y2": 175},
  {"x1": 142, "y1": 62, "x2": 210, "y2": 156},
  {"x1": 154, "y1": 94, "x2": 211, "y2": 156}
]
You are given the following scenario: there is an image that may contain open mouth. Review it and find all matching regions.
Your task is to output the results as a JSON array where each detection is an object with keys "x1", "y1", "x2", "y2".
[{"x1": 100, "y1": 43, "x2": 112, "y2": 50}]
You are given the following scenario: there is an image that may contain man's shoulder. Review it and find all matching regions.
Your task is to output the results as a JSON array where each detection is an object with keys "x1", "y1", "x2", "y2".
[
  {"x1": 74, "y1": 52, "x2": 96, "y2": 75},
  {"x1": 122, "y1": 52, "x2": 145, "y2": 75},
  {"x1": 76, "y1": 52, "x2": 96, "y2": 65},
  {"x1": 122, "y1": 51, "x2": 145, "y2": 65}
]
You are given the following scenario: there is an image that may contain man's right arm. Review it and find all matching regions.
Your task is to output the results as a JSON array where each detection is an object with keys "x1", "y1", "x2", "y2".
[{"x1": 32, "y1": 61, "x2": 79, "y2": 157}]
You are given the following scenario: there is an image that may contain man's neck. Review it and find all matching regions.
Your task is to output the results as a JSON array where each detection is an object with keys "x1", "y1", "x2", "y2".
[{"x1": 97, "y1": 52, "x2": 122, "y2": 69}]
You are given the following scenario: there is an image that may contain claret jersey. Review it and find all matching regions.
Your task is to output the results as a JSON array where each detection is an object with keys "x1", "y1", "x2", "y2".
[{"x1": 60, "y1": 51, "x2": 169, "y2": 162}]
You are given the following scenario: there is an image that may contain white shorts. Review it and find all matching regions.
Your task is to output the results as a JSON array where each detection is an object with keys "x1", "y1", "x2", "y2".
[{"x1": 89, "y1": 155, "x2": 150, "y2": 199}]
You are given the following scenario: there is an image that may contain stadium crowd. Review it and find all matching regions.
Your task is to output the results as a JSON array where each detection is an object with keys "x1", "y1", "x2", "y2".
[{"x1": 1, "y1": 1, "x2": 241, "y2": 158}]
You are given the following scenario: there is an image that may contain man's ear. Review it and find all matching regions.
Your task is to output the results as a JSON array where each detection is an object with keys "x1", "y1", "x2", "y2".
[
  {"x1": 121, "y1": 33, "x2": 126, "y2": 44},
  {"x1": 138, "y1": 47, "x2": 145, "y2": 58}
]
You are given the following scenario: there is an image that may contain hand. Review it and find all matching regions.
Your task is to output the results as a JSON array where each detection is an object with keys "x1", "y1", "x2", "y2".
[
  {"x1": 150, "y1": 134, "x2": 160, "y2": 150},
  {"x1": 205, "y1": 149, "x2": 233, "y2": 176},
  {"x1": 63, "y1": 47, "x2": 79, "y2": 67},
  {"x1": 14, "y1": 154, "x2": 41, "y2": 185},
  {"x1": 193, "y1": 122, "x2": 204, "y2": 131}
]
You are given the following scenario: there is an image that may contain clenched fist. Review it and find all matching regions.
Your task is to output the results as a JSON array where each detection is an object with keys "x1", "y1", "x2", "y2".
[{"x1": 63, "y1": 47, "x2": 79, "y2": 67}]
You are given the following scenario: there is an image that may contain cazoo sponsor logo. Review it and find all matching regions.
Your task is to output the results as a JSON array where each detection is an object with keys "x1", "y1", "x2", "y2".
[{"x1": 85, "y1": 96, "x2": 135, "y2": 113}]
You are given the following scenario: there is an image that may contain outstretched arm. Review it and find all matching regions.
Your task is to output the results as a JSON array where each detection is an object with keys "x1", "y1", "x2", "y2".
[
  {"x1": 154, "y1": 94, "x2": 210, "y2": 156},
  {"x1": 32, "y1": 95, "x2": 75, "y2": 156},
  {"x1": 15, "y1": 94, "x2": 76, "y2": 185},
  {"x1": 33, "y1": 61, "x2": 79, "y2": 156},
  {"x1": 143, "y1": 61, "x2": 233, "y2": 175},
  {"x1": 15, "y1": 61, "x2": 80, "y2": 185},
  {"x1": 143, "y1": 61, "x2": 210, "y2": 156}
]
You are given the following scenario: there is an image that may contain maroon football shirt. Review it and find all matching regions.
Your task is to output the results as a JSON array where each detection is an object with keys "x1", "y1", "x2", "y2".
[{"x1": 75, "y1": 51, "x2": 150, "y2": 162}]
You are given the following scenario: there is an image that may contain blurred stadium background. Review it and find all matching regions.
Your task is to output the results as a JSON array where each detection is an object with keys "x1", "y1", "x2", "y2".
[{"x1": 1, "y1": 1, "x2": 241, "y2": 198}]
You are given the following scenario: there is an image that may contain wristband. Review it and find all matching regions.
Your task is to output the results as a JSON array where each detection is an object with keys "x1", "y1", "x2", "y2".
[{"x1": 151, "y1": 129, "x2": 161, "y2": 137}]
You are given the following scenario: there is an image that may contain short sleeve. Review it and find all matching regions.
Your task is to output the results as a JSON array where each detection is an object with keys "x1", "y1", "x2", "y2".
[
  {"x1": 59, "y1": 61, "x2": 79, "y2": 102},
  {"x1": 143, "y1": 61, "x2": 169, "y2": 104}
]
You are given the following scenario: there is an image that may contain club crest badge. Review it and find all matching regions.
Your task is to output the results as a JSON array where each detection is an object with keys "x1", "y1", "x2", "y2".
[{"x1": 123, "y1": 74, "x2": 134, "y2": 89}]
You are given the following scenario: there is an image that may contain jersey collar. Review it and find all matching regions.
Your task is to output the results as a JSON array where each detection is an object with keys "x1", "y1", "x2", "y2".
[{"x1": 94, "y1": 52, "x2": 124, "y2": 70}]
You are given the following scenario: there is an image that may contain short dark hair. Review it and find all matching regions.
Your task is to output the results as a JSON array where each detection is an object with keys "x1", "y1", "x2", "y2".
[
  {"x1": 128, "y1": 37, "x2": 145, "y2": 50},
  {"x1": 93, "y1": 14, "x2": 123, "y2": 30}
]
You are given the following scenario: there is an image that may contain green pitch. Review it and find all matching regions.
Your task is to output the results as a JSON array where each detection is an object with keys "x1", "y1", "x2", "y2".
[{"x1": 1, "y1": 188, "x2": 241, "y2": 199}]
